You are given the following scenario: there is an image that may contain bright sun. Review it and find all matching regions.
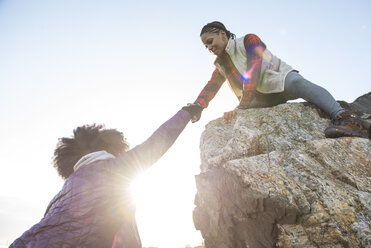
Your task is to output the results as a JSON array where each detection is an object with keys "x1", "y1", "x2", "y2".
[{"x1": 130, "y1": 165, "x2": 202, "y2": 248}]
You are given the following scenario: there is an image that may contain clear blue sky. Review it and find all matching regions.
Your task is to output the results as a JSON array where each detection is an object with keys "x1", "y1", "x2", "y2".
[{"x1": 0, "y1": 0, "x2": 370, "y2": 247}]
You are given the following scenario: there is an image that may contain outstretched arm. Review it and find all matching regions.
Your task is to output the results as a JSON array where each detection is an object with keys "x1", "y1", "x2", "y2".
[
  {"x1": 191, "y1": 68, "x2": 225, "y2": 122},
  {"x1": 116, "y1": 109, "x2": 192, "y2": 176},
  {"x1": 194, "y1": 68, "x2": 226, "y2": 109}
]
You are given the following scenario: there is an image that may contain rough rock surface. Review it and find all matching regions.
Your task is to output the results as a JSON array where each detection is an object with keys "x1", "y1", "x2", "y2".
[
  {"x1": 193, "y1": 95, "x2": 371, "y2": 248},
  {"x1": 340, "y1": 92, "x2": 371, "y2": 132}
]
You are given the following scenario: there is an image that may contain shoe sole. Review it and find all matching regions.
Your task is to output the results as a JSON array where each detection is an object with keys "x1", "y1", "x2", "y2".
[{"x1": 324, "y1": 127, "x2": 368, "y2": 139}]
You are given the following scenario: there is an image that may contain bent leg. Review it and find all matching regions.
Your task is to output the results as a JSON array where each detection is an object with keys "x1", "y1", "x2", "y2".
[{"x1": 284, "y1": 71, "x2": 344, "y2": 119}]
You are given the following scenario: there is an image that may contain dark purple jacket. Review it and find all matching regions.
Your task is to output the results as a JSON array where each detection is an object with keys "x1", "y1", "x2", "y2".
[{"x1": 9, "y1": 110, "x2": 191, "y2": 248}]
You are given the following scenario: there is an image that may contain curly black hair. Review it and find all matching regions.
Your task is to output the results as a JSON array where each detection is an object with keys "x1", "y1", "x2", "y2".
[{"x1": 53, "y1": 124, "x2": 129, "y2": 179}]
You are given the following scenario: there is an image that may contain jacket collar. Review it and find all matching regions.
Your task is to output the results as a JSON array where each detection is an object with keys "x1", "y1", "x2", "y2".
[{"x1": 73, "y1": 150, "x2": 115, "y2": 172}]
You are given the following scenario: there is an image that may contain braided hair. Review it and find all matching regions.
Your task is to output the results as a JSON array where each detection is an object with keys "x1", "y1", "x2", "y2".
[{"x1": 200, "y1": 21, "x2": 236, "y2": 39}]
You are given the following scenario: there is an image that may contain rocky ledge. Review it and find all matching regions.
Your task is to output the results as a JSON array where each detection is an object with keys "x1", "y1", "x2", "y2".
[{"x1": 193, "y1": 93, "x2": 371, "y2": 247}]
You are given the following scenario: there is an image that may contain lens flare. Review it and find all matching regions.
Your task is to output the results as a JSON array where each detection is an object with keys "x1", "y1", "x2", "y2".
[{"x1": 241, "y1": 64, "x2": 256, "y2": 82}]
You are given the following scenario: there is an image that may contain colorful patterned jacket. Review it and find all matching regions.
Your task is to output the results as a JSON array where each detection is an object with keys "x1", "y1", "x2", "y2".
[{"x1": 195, "y1": 34, "x2": 294, "y2": 109}]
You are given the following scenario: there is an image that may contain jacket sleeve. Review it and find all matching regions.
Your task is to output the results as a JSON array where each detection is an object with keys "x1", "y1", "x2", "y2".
[
  {"x1": 116, "y1": 110, "x2": 191, "y2": 177},
  {"x1": 239, "y1": 34, "x2": 266, "y2": 107},
  {"x1": 194, "y1": 68, "x2": 226, "y2": 109}
]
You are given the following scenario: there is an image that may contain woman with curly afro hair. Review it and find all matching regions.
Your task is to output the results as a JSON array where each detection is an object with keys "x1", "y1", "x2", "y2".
[{"x1": 9, "y1": 104, "x2": 201, "y2": 248}]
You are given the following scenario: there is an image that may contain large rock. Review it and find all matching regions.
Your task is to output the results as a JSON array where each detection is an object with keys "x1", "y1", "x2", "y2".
[
  {"x1": 340, "y1": 92, "x2": 371, "y2": 132},
  {"x1": 193, "y1": 96, "x2": 371, "y2": 248}
]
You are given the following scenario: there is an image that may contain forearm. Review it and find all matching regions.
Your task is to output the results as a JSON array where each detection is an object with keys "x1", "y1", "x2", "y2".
[
  {"x1": 195, "y1": 68, "x2": 225, "y2": 109},
  {"x1": 117, "y1": 110, "x2": 191, "y2": 174}
]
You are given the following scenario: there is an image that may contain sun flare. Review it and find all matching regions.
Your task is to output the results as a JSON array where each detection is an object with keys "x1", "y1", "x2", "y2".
[{"x1": 130, "y1": 165, "x2": 202, "y2": 248}]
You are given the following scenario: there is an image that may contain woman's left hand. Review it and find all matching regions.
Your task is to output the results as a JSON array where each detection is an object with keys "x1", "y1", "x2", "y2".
[{"x1": 223, "y1": 109, "x2": 239, "y2": 123}]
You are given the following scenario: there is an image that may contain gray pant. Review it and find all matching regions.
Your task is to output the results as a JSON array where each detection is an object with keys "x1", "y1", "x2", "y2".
[
  {"x1": 249, "y1": 71, "x2": 344, "y2": 119},
  {"x1": 284, "y1": 72, "x2": 344, "y2": 119}
]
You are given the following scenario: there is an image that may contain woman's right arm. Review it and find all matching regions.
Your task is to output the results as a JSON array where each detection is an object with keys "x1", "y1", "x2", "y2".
[{"x1": 194, "y1": 68, "x2": 226, "y2": 109}]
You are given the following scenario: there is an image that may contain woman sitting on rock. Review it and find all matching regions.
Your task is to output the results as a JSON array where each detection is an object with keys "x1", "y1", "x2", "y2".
[{"x1": 190, "y1": 21, "x2": 367, "y2": 139}]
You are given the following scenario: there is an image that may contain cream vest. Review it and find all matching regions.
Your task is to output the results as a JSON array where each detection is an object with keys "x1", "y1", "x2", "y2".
[{"x1": 214, "y1": 36, "x2": 295, "y2": 97}]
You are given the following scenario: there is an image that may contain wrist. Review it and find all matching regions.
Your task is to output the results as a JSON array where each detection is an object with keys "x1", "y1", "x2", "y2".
[{"x1": 194, "y1": 102, "x2": 202, "y2": 108}]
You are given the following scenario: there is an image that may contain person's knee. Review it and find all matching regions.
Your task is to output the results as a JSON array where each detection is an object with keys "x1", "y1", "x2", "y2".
[
  {"x1": 284, "y1": 72, "x2": 306, "y2": 97},
  {"x1": 288, "y1": 72, "x2": 308, "y2": 87}
]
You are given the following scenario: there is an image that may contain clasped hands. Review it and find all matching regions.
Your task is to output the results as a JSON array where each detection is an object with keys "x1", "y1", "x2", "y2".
[
  {"x1": 182, "y1": 103, "x2": 203, "y2": 123},
  {"x1": 182, "y1": 103, "x2": 247, "y2": 124}
]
